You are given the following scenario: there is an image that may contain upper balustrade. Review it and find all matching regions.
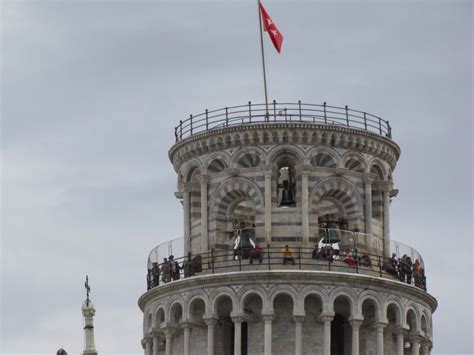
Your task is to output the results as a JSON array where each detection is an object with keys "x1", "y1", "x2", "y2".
[
  {"x1": 174, "y1": 101, "x2": 392, "y2": 142},
  {"x1": 145, "y1": 228, "x2": 426, "y2": 292}
]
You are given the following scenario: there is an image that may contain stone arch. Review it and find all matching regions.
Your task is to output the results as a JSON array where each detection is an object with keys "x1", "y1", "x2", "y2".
[
  {"x1": 238, "y1": 285, "x2": 269, "y2": 314},
  {"x1": 145, "y1": 311, "x2": 153, "y2": 333},
  {"x1": 182, "y1": 159, "x2": 203, "y2": 182},
  {"x1": 404, "y1": 305, "x2": 420, "y2": 332},
  {"x1": 307, "y1": 147, "x2": 341, "y2": 168},
  {"x1": 210, "y1": 177, "x2": 264, "y2": 215},
  {"x1": 310, "y1": 177, "x2": 364, "y2": 223},
  {"x1": 384, "y1": 298, "x2": 404, "y2": 326},
  {"x1": 155, "y1": 306, "x2": 166, "y2": 329},
  {"x1": 342, "y1": 151, "x2": 367, "y2": 173},
  {"x1": 209, "y1": 287, "x2": 238, "y2": 315},
  {"x1": 368, "y1": 157, "x2": 388, "y2": 180},
  {"x1": 328, "y1": 288, "x2": 358, "y2": 318},
  {"x1": 232, "y1": 147, "x2": 265, "y2": 168},
  {"x1": 300, "y1": 285, "x2": 329, "y2": 314},
  {"x1": 358, "y1": 290, "x2": 384, "y2": 322},
  {"x1": 203, "y1": 151, "x2": 231, "y2": 173},
  {"x1": 169, "y1": 300, "x2": 184, "y2": 325},
  {"x1": 268, "y1": 286, "x2": 299, "y2": 315},
  {"x1": 267, "y1": 145, "x2": 305, "y2": 165},
  {"x1": 185, "y1": 292, "x2": 210, "y2": 321}
]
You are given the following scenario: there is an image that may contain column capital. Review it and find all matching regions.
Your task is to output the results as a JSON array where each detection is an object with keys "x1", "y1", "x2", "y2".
[
  {"x1": 318, "y1": 314, "x2": 334, "y2": 323},
  {"x1": 203, "y1": 317, "x2": 218, "y2": 327},
  {"x1": 292, "y1": 315, "x2": 305, "y2": 323},
  {"x1": 199, "y1": 174, "x2": 211, "y2": 185},
  {"x1": 363, "y1": 173, "x2": 375, "y2": 184},
  {"x1": 409, "y1": 332, "x2": 422, "y2": 343},
  {"x1": 161, "y1": 326, "x2": 175, "y2": 337},
  {"x1": 179, "y1": 321, "x2": 194, "y2": 329},
  {"x1": 262, "y1": 314, "x2": 274, "y2": 322},
  {"x1": 231, "y1": 316, "x2": 245, "y2": 324},
  {"x1": 393, "y1": 325, "x2": 406, "y2": 335},
  {"x1": 373, "y1": 321, "x2": 388, "y2": 330},
  {"x1": 380, "y1": 180, "x2": 394, "y2": 192},
  {"x1": 348, "y1": 318, "x2": 364, "y2": 329},
  {"x1": 182, "y1": 182, "x2": 193, "y2": 192},
  {"x1": 421, "y1": 339, "x2": 432, "y2": 351},
  {"x1": 261, "y1": 165, "x2": 275, "y2": 176}
]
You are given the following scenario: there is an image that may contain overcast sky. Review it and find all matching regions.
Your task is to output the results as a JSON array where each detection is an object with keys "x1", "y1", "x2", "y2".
[{"x1": 1, "y1": 0, "x2": 472, "y2": 354}]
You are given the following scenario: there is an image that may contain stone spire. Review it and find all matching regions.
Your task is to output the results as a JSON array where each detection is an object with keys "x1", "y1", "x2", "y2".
[{"x1": 82, "y1": 276, "x2": 98, "y2": 355}]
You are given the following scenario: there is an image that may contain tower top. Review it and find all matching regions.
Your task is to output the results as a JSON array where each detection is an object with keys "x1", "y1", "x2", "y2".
[{"x1": 82, "y1": 276, "x2": 98, "y2": 355}]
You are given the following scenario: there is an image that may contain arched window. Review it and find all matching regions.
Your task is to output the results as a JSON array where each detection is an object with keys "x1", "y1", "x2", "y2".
[{"x1": 275, "y1": 155, "x2": 297, "y2": 207}]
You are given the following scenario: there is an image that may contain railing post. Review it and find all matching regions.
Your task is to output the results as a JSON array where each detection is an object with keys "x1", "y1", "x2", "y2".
[
  {"x1": 363, "y1": 112, "x2": 367, "y2": 130},
  {"x1": 267, "y1": 244, "x2": 271, "y2": 270},
  {"x1": 238, "y1": 249, "x2": 242, "y2": 271},
  {"x1": 378, "y1": 117, "x2": 382, "y2": 135},
  {"x1": 211, "y1": 248, "x2": 215, "y2": 274},
  {"x1": 298, "y1": 247, "x2": 301, "y2": 270},
  {"x1": 328, "y1": 253, "x2": 331, "y2": 271},
  {"x1": 190, "y1": 114, "x2": 193, "y2": 135},
  {"x1": 179, "y1": 120, "x2": 183, "y2": 140},
  {"x1": 174, "y1": 127, "x2": 178, "y2": 142},
  {"x1": 355, "y1": 249, "x2": 359, "y2": 274},
  {"x1": 273, "y1": 100, "x2": 277, "y2": 121},
  {"x1": 298, "y1": 100, "x2": 302, "y2": 121},
  {"x1": 323, "y1": 102, "x2": 327, "y2": 124},
  {"x1": 345, "y1": 105, "x2": 349, "y2": 126},
  {"x1": 248, "y1": 101, "x2": 252, "y2": 123},
  {"x1": 205, "y1": 109, "x2": 209, "y2": 130},
  {"x1": 225, "y1": 107, "x2": 229, "y2": 126},
  {"x1": 387, "y1": 120, "x2": 392, "y2": 138}
]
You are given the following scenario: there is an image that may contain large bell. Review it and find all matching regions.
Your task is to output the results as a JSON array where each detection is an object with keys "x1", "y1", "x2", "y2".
[{"x1": 279, "y1": 180, "x2": 295, "y2": 206}]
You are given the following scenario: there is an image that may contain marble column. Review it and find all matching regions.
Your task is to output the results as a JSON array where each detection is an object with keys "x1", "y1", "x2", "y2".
[
  {"x1": 144, "y1": 337, "x2": 152, "y2": 355},
  {"x1": 262, "y1": 166, "x2": 273, "y2": 245},
  {"x1": 231, "y1": 316, "x2": 244, "y2": 355},
  {"x1": 421, "y1": 341, "x2": 430, "y2": 355},
  {"x1": 152, "y1": 331, "x2": 160, "y2": 355},
  {"x1": 263, "y1": 314, "x2": 274, "y2": 355},
  {"x1": 363, "y1": 175, "x2": 373, "y2": 235},
  {"x1": 181, "y1": 322, "x2": 192, "y2": 355},
  {"x1": 204, "y1": 318, "x2": 218, "y2": 355},
  {"x1": 200, "y1": 175, "x2": 210, "y2": 253},
  {"x1": 374, "y1": 323, "x2": 386, "y2": 355},
  {"x1": 293, "y1": 315, "x2": 305, "y2": 355},
  {"x1": 297, "y1": 166, "x2": 311, "y2": 245},
  {"x1": 163, "y1": 327, "x2": 174, "y2": 355},
  {"x1": 349, "y1": 319, "x2": 363, "y2": 355},
  {"x1": 182, "y1": 184, "x2": 191, "y2": 255},
  {"x1": 320, "y1": 315, "x2": 333, "y2": 355},
  {"x1": 394, "y1": 326, "x2": 405, "y2": 355},
  {"x1": 382, "y1": 182, "x2": 392, "y2": 258},
  {"x1": 411, "y1": 334, "x2": 421, "y2": 355}
]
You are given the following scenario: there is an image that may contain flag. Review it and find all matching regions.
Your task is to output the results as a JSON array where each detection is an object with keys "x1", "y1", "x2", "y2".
[{"x1": 259, "y1": 2, "x2": 283, "y2": 53}]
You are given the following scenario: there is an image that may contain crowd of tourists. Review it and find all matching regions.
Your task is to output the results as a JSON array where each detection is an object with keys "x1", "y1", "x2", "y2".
[{"x1": 382, "y1": 253, "x2": 427, "y2": 290}]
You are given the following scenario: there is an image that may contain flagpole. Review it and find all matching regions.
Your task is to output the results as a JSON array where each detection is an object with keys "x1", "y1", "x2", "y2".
[{"x1": 258, "y1": 0, "x2": 269, "y2": 121}]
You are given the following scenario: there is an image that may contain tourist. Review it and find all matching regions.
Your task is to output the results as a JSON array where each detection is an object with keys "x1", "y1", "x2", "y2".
[
  {"x1": 360, "y1": 252, "x2": 372, "y2": 267},
  {"x1": 161, "y1": 258, "x2": 171, "y2": 283},
  {"x1": 312, "y1": 245, "x2": 322, "y2": 260},
  {"x1": 399, "y1": 255, "x2": 407, "y2": 282},
  {"x1": 343, "y1": 249, "x2": 356, "y2": 268},
  {"x1": 406, "y1": 256, "x2": 413, "y2": 285},
  {"x1": 283, "y1": 245, "x2": 295, "y2": 265},
  {"x1": 182, "y1": 252, "x2": 193, "y2": 278},
  {"x1": 250, "y1": 244, "x2": 263, "y2": 264}
]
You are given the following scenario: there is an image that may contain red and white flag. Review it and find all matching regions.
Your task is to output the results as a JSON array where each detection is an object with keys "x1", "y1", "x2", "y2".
[{"x1": 259, "y1": 2, "x2": 283, "y2": 53}]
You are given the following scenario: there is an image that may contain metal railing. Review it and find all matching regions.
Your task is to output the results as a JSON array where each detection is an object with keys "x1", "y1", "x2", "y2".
[
  {"x1": 174, "y1": 101, "x2": 392, "y2": 142},
  {"x1": 146, "y1": 229, "x2": 426, "y2": 292}
]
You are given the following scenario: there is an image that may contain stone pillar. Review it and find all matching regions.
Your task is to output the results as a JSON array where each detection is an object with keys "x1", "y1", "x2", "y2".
[
  {"x1": 183, "y1": 184, "x2": 191, "y2": 255},
  {"x1": 363, "y1": 175, "x2": 373, "y2": 235},
  {"x1": 181, "y1": 322, "x2": 192, "y2": 355},
  {"x1": 349, "y1": 319, "x2": 363, "y2": 355},
  {"x1": 421, "y1": 341, "x2": 430, "y2": 355},
  {"x1": 297, "y1": 166, "x2": 311, "y2": 245},
  {"x1": 262, "y1": 166, "x2": 273, "y2": 244},
  {"x1": 293, "y1": 315, "x2": 305, "y2": 355},
  {"x1": 204, "y1": 318, "x2": 218, "y2": 355},
  {"x1": 231, "y1": 316, "x2": 244, "y2": 355},
  {"x1": 320, "y1": 315, "x2": 333, "y2": 355},
  {"x1": 152, "y1": 331, "x2": 160, "y2": 355},
  {"x1": 411, "y1": 334, "x2": 421, "y2": 355},
  {"x1": 263, "y1": 314, "x2": 274, "y2": 355},
  {"x1": 81, "y1": 300, "x2": 98, "y2": 355},
  {"x1": 163, "y1": 327, "x2": 174, "y2": 355},
  {"x1": 200, "y1": 175, "x2": 210, "y2": 253},
  {"x1": 382, "y1": 182, "x2": 393, "y2": 258},
  {"x1": 374, "y1": 323, "x2": 386, "y2": 355},
  {"x1": 394, "y1": 326, "x2": 405, "y2": 355},
  {"x1": 144, "y1": 337, "x2": 152, "y2": 355}
]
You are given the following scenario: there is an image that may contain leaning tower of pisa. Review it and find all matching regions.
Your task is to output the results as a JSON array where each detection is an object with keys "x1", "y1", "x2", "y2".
[{"x1": 139, "y1": 101, "x2": 436, "y2": 355}]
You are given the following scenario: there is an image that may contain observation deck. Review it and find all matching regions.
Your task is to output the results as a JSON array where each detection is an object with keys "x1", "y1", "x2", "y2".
[
  {"x1": 145, "y1": 228, "x2": 427, "y2": 293},
  {"x1": 174, "y1": 101, "x2": 392, "y2": 143}
]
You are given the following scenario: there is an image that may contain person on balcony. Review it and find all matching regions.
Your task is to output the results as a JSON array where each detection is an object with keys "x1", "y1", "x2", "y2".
[
  {"x1": 399, "y1": 255, "x2": 407, "y2": 282},
  {"x1": 405, "y1": 256, "x2": 413, "y2": 285},
  {"x1": 170, "y1": 255, "x2": 181, "y2": 280},
  {"x1": 413, "y1": 259, "x2": 422, "y2": 287},
  {"x1": 312, "y1": 245, "x2": 322, "y2": 260},
  {"x1": 343, "y1": 249, "x2": 356, "y2": 268},
  {"x1": 161, "y1": 258, "x2": 171, "y2": 283},
  {"x1": 321, "y1": 245, "x2": 334, "y2": 263},
  {"x1": 250, "y1": 244, "x2": 263, "y2": 264},
  {"x1": 383, "y1": 253, "x2": 399, "y2": 277},
  {"x1": 359, "y1": 252, "x2": 372, "y2": 267},
  {"x1": 182, "y1": 252, "x2": 193, "y2": 277},
  {"x1": 283, "y1": 245, "x2": 295, "y2": 265},
  {"x1": 152, "y1": 262, "x2": 160, "y2": 287}
]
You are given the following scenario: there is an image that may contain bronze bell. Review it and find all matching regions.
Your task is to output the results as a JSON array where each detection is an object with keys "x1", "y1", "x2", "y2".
[{"x1": 280, "y1": 180, "x2": 295, "y2": 206}]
